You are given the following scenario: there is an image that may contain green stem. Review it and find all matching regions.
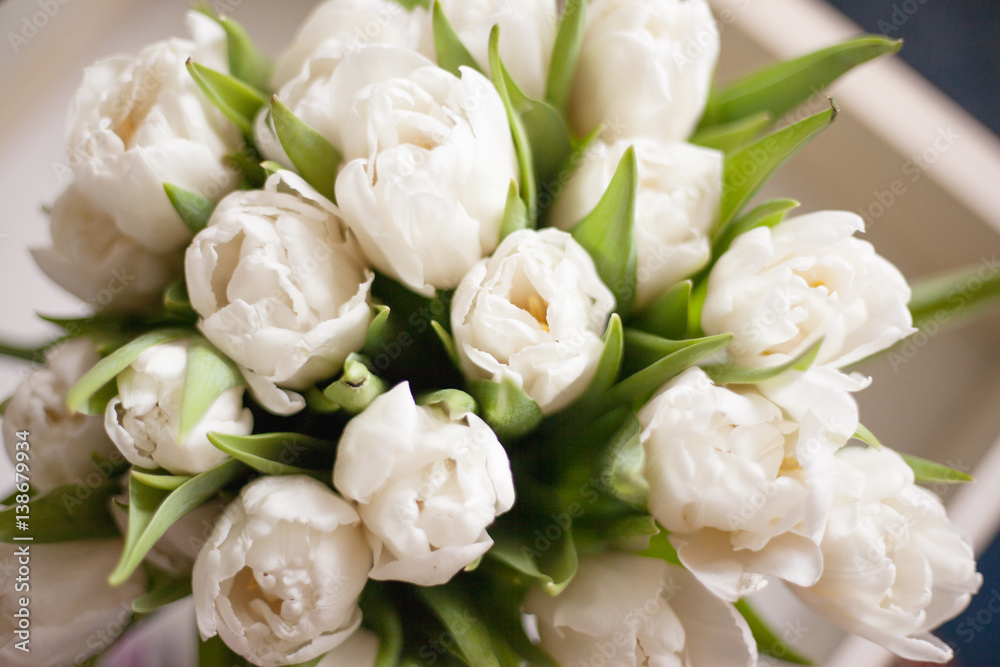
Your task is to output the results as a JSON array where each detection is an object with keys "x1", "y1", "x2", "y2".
[{"x1": 0, "y1": 341, "x2": 53, "y2": 363}]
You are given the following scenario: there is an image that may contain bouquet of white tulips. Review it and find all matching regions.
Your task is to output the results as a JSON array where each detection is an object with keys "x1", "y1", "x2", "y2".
[{"x1": 2, "y1": 1, "x2": 995, "y2": 665}]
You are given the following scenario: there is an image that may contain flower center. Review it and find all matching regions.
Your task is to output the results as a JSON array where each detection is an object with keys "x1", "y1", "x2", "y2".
[
  {"x1": 779, "y1": 456, "x2": 803, "y2": 474},
  {"x1": 525, "y1": 294, "x2": 549, "y2": 332},
  {"x1": 232, "y1": 566, "x2": 284, "y2": 618}
]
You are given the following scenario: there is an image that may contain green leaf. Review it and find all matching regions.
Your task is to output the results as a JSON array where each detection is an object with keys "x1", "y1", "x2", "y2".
[
  {"x1": 702, "y1": 36, "x2": 901, "y2": 127},
  {"x1": 418, "y1": 586, "x2": 502, "y2": 667},
  {"x1": 712, "y1": 198, "x2": 800, "y2": 254},
  {"x1": 498, "y1": 180, "x2": 529, "y2": 240},
  {"x1": 690, "y1": 111, "x2": 772, "y2": 152},
  {"x1": 418, "y1": 389, "x2": 478, "y2": 421},
  {"x1": 490, "y1": 516, "x2": 578, "y2": 597},
  {"x1": 526, "y1": 114, "x2": 575, "y2": 193},
  {"x1": 0, "y1": 340, "x2": 48, "y2": 363},
  {"x1": 163, "y1": 183, "x2": 215, "y2": 235},
  {"x1": 570, "y1": 146, "x2": 638, "y2": 316},
  {"x1": 179, "y1": 338, "x2": 243, "y2": 441},
  {"x1": 0, "y1": 480, "x2": 119, "y2": 543},
  {"x1": 305, "y1": 387, "x2": 342, "y2": 414},
  {"x1": 468, "y1": 568, "x2": 558, "y2": 667},
  {"x1": 226, "y1": 148, "x2": 268, "y2": 189},
  {"x1": 217, "y1": 14, "x2": 274, "y2": 93},
  {"x1": 38, "y1": 313, "x2": 139, "y2": 355},
  {"x1": 545, "y1": 0, "x2": 587, "y2": 113},
  {"x1": 289, "y1": 657, "x2": 324, "y2": 667},
  {"x1": 596, "y1": 412, "x2": 647, "y2": 506},
  {"x1": 735, "y1": 598, "x2": 814, "y2": 665},
  {"x1": 77, "y1": 379, "x2": 120, "y2": 417},
  {"x1": 432, "y1": 0, "x2": 480, "y2": 76},
  {"x1": 719, "y1": 102, "x2": 837, "y2": 230},
  {"x1": 488, "y1": 26, "x2": 537, "y2": 222},
  {"x1": 599, "y1": 513, "x2": 659, "y2": 547},
  {"x1": 130, "y1": 470, "x2": 193, "y2": 491},
  {"x1": 573, "y1": 314, "x2": 623, "y2": 405},
  {"x1": 430, "y1": 321, "x2": 460, "y2": 368},
  {"x1": 908, "y1": 260, "x2": 1000, "y2": 331},
  {"x1": 360, "y1": 584, "x2": 403, "y2": 667},
  {"x1": 488, "y1": 50, "x2": 574, "y2": 202},
  {"x1": 260, "y1": 160, "x2": 284, "y2": 176},
  {"x1": 687, "y1": 279, "x2": 709, "y2": 338},
  {"x1": 469, "y1": 379, "x2": 543, "y2": 442},
  {"x1": 270, "y1": 98, "x2": 342, "y2": 203},
  {"x1": 110, "y1": 460, "x2": 243, "y2": 586},
  {"x1": 186, "y1": 60, "x2": 267, "y2": 136},
  {"x1": 703, "y1": 338, "x2": 823, "y2": 384},
  {"x1": 512, "y1": 93, "x2": 574, "y2": 188},
  {"x1": 622, "y1": 329, "x2": 724, "y2": 377},
  {"x1": 605, "y1": 333, "x2": 733, "y2": 409},
  {"x1": 321, "y1": 354, "x2": 388, "y2": 415},
  {"x1": 545, "y1": 405, "x2": 631, "y2": 484},
  {"x1": 132, "y1": 571, "x2": 191, "y2": 614},
  {"x1": 547, "y1": 314, "x2": 623, "y2": 429},
  {"x1": 630, "y1": 281, "x2": 691, "y2": 340},
  {"x1": 67, "y1": 329, "x2": 191, "y2": 414},
  {"x1": 163, "y1": 281, "x2": 197, "y2": 321},
  {"x1": 387, "y1": 0, "x2": 428, "y2": 8},
  {"x1": 363, "y1": 305, "x2": 392, "y2": 354},
  {"x1": 1, "y1": 486, "x2": 35, "y2": 506},
  {"x1": 199, "y1": 634, "x2": 253, "y2": 667},
  {"x1": 852, "y1": 422, "x2": 883, "y2": 450},
  {"x1": 208, "y1": 432, "x2": 336, "y2": 476},
  {"x1": 901, "y1": 453, "x2": 974, "y2": 484},
  {"x1": 638, "y1": 529, "x2": 681, "y2": 566}
]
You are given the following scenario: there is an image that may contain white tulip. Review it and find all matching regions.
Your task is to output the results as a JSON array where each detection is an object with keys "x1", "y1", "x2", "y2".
[
  {"x1": 258, "y1": 0, "x2": 431, "y2": 164},
  {"x1": 2, "y1": 339, "x2": 118, "y2": 494},
  {"x1": 791, "y1": 446, "x2": 981, "y2": 664},
  {"x1": 104, "y1": 340, "x2": 252, "y2": 475},
  {"x1": 193, "y1": 475, "x2": 373, "y2": 667},
  {"x1": 333, "y1": 383, "x2": 514, "y2": 585},
  {"x1": 0, "y1": 539, "x2": 144, "y2": 666},
  {"x1": 569, "y1": 0, "x2": 719, "y2": 142},
  {"x1": 549, "y1": 138, "x2": 722, "y2": 309},
  {"x1": 272, "y1": 43, "x2": 517, "y2": 294},
  {"x1": 451, "y1": 228, "x2": 615, "y2": 414},
  {"x1": 272, "y1": 0, "x2": 428, "y2": 90},
  {"x1": 185, "y1": 170, "x2": 374, "y2": 416},
  {"x1": 525, "y1": 552, "x2": 757, "y2": 667},
  {"x1": 66, "y1": 12, "x2": 242, "y2": 253},
  {"x1": 430, "y1": 0, "x2": 558, "y2": 99},
  {"x1": 638, "y1": 367, "x2": 858, "y2": 600},
  {"x1": 702, "y1": 211, "x2": 916, "y2": 369},
  {"x1": 31, "y1": 185, "x2": 179, "y2": 312}
]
